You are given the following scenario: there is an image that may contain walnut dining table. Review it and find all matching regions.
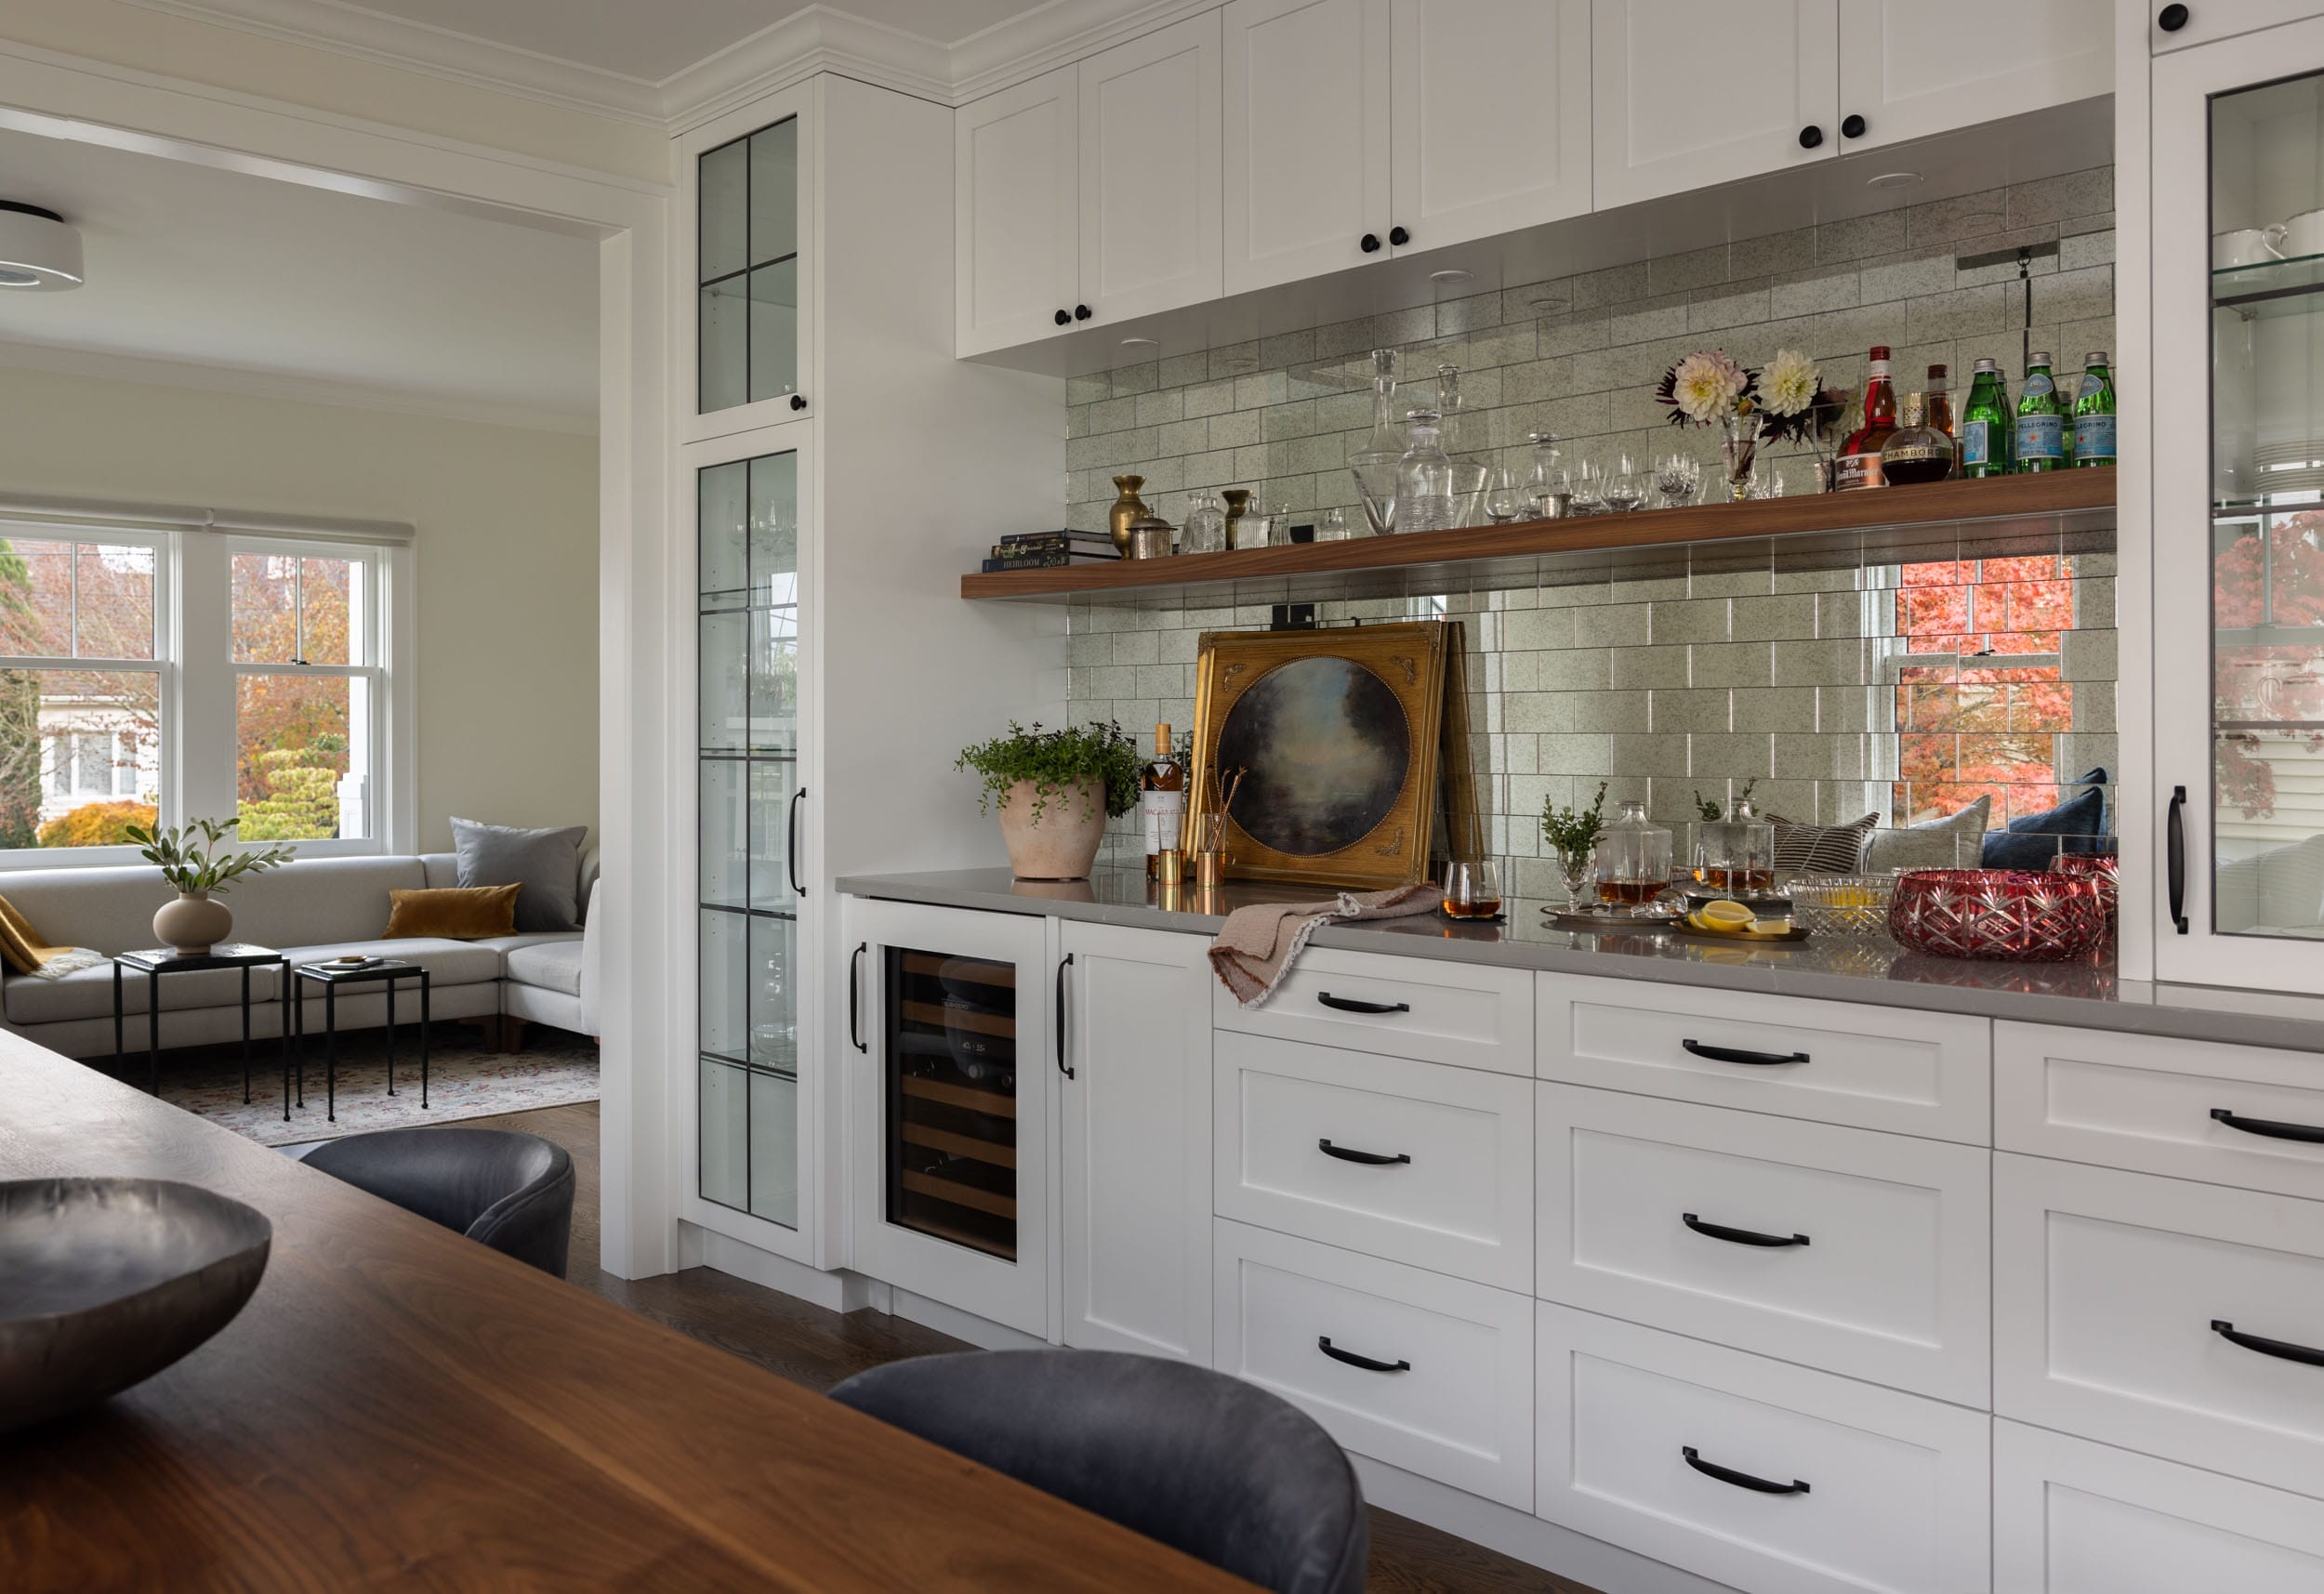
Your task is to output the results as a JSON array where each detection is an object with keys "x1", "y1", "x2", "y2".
[{"x1": 0, "y1": 1031, "x2": 1258, "y2": 1593}]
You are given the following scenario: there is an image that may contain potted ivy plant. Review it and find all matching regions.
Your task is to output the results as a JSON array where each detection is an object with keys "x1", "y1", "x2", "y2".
[
  {"x1": 124, "y1": 817, "x2": 298, "y2": 956},
  {"x1": 955, "y1": 720, "x2": 1142, "y2": 881}
]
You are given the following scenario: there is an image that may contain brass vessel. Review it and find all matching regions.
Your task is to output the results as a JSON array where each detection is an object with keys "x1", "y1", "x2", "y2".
[
  {"x1": 1107, "y1": 475, "x2": 1150, "y2": 555},
  {"x1": 1220, "y1": 488, "x2": 1252, "y2": 549}
]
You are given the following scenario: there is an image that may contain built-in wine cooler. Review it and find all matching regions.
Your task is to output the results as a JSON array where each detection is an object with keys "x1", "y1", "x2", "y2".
[{"x1": 848, "y1": 898, "x2": 1050, "y2": 1336}]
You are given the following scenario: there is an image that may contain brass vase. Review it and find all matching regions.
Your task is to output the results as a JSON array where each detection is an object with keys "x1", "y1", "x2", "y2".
[
  {"x1": 1221, "y1": 488, "x2": 1252, "y2": 549},
  {"x1": 1107, "y1": 475, "x2": 1150, "y2": 556}
]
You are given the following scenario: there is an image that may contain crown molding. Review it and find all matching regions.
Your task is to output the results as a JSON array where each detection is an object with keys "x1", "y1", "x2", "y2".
[
  {"x1": 946, "y1": 0, "x2": 1214, "y2": 102},
  {"x1": 0, "y1": 338, "x2": 597, "y2": 436},
  {"x1": 662, "y1": 8, "x2": 952, "y2": 133}
]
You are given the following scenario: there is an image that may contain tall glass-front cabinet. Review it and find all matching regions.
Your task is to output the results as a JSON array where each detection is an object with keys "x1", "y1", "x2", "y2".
[{"x1": 2157, "y1": 14, "x2": 2324, "y2": 989}]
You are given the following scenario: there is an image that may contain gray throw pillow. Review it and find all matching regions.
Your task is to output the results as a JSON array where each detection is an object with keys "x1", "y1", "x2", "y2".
[
  {"x1": 1865, "y1": 794, "x2": 1991, "y2": 874},
  {"x1": 451, "y1": 818, "x2": 588, "y2": 933}
]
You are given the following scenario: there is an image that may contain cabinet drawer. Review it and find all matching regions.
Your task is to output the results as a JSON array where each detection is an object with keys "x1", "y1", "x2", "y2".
[
  {"x1": 1538, "y1": 972, "x2": 1991, "y2": 1142},
  {"x1": 1997, "y1": 1021, "x2": 2324, "y2": 1200},
  {"x1": 1538, "y1": 1086, "x2": 1989, "y2": 1405},
  {"x1": 1537, "y1": 1303, "x2": 1990, "y2": 1594},
  {"x1": 1218, "y1": 946, "x2": 1532, "y2": 1074},
  {"x1": 1996, "y1": 1153, "x2": 2324, "y2": 1497},
  {"x1": 1213, "y1": 1219, "x2": 1533, "y2": 1508},
  {"x1": 1217, "y1": 1033, "x2": 1532, "y2": 1291},
  {"x1": 1995, "y1": 1420, "x2": 2324, "y2": 1594}
]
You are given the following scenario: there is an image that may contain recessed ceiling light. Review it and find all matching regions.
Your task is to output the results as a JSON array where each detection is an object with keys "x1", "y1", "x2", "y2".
[
  {"x1": 1430, "y1": 269, "x2": 1473, "y2": 285},
  {"x1": 1527, "y1": 294, "x2": 1571, "y2": 312},
  {"x1": 1118, "y1": 336, "x2": 1158, "y2": 349},
  {"x1": 0, "y1": 202, "x2": 83, "y2": 292},
  {"x1": 1867, "y1": 170, "x2": 1922, "y2": 189}
]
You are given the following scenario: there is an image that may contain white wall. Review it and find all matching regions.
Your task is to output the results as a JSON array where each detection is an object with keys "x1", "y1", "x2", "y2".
[{"x1": 0, "y1": 364, "x2": 598, "y2": 851}]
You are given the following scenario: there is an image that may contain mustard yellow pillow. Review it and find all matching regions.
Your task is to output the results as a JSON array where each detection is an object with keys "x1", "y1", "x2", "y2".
[{"x1": 384, "y1": 884, "x2": 520, "y2": 941}]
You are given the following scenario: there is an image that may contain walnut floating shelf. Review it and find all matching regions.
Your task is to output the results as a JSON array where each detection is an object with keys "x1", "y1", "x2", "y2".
[{"x1": 960, "y1": 473, "x2": 2117, "y2": 609}]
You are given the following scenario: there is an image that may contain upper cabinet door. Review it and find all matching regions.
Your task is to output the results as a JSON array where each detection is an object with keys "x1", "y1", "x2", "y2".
[
  {"x1": 1224, "y1": 0, "x2": 1391, "y2": 296},
  {"x1": 2152, "y1": 0, "x2": 2319, "y2": 53},
  {"x1": 1838, "y1": 0, "x2": 2112, "y2": 151},
  {"x1": 956, "y1": 65, "x2": 1078, "y2": 359},
  {"x1": 1077, "y1": 14, "x2": 1224, "y2": 327},
  {"x1": 1390, "y1": 0, "x2": 1592, "y2": 254},
  {"x1": 1592, "y1": 0, "x2": 1838, "y2": 212}
]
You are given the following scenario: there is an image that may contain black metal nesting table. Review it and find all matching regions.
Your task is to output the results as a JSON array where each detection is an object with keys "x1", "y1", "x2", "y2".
[
  {"x1": 291, "y1": 959, "x2": 431, "y2": 1123},
  {"x1": 112, "y1": 944, "x2": 291, "y2": 1102}
]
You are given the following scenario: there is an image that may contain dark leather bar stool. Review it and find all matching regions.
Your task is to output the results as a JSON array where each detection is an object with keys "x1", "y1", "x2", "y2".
[
  {"x1": 301, "y1": 1126, "x2": 574, "y2": 1278},
  {"x1": 829, "y1": 1349, "x2": 1367, "y2": 1594}
]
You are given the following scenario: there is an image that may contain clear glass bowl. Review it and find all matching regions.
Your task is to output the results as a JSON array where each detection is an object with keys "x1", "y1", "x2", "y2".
[{"x1": 1786, "y1": 874, "x2": 1897, "y2": 938}]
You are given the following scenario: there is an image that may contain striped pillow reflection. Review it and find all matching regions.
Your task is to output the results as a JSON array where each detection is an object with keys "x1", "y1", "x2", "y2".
[{"x1": 1766, "y1": 810, "x2": 1877, "y2": 875}]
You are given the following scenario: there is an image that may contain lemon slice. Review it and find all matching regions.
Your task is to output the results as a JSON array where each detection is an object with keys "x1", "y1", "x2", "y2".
[
  {"x1": 1743, "y1": 919, "x2": 1791, "y2": 937},
  {"x1": 1697, "y1": 899, "x2": 1755, "y2": 931}
]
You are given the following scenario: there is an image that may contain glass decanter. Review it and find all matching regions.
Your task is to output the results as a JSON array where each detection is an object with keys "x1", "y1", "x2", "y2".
[
  {"x1": 1695, "y1": 796, "x2": 1776, "y2": 895},
  {"x1": 1526, "y1": 430, "x2": 1569, "y2": 516},
  {"x1": 1435, "y1": 363, "x2": 1492, "y2": 527},
  {"x1": 1347, "y1": 348, "x2": 1403, "y2": 536},
  {"x1": 1180, "y1": 492, "x2": 1227, "y2": 554},
  {"x1": 1593, "y1": 799, "x2": 1672, "y2": 915},
  {"x1": 1394, "y1": 407, "x2": 1457, "y2": 535}
]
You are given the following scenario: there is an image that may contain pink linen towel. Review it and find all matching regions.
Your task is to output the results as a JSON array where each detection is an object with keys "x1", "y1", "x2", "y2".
[{"x1": 1208, "y1": 882, "x2": 1446, "y2": 1007}]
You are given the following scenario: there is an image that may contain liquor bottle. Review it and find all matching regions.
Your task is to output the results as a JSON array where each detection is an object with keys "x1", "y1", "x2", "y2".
[
  {"x1": 1141, "y1": 723, "x2": 1183, "y2": 879},
  {"x1": 1834, "y1": 346, "x2": 1898, "y2": 491},
  {"x1": 1881, "y1": 394, "x2": 1955, "y2": 485},
  {"x1": 2014, "y1": 351, "x2": 2067, "y2": 472},
  {"x1": 1924, "y1": 363, "x2": 1957, "y2": 469},
  {"x1": 2072, "y1": 351, "x2": 2117, "y2": 468},
  {"x1": 1961, "y1": 357, "x2": 2014, "y2": 479}
]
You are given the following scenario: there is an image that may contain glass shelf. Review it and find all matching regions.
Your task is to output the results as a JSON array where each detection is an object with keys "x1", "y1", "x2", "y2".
[{"x1": 2213, "y1": 250, "x2": 2324, "y2": 318}]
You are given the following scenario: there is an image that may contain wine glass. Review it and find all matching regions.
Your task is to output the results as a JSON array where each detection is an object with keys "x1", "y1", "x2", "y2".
[
  {"x1": 1483, "y1": 466, "x2": 1527, "y2": 524},
  {"x1": 1604, "y1": 454, "x2": 1645, "y2": 514},
  {"x1": 1317, "y1": 507, "x2": 1353, "y2": 541},
  {"x1": 1569, "y1": 458, "x2": 1607, "y2": 514},
  {"x1": 1655, "y1": 452, "x2": 1698, "y2": 507}
]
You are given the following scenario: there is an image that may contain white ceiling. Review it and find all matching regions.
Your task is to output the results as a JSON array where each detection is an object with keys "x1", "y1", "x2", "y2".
[{"x1": 0, "y1": 128, "x2": 597, "y2": 431}]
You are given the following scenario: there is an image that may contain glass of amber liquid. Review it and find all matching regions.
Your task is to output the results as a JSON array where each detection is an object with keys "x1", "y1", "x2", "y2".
[{"x1": 1441, "y1": 859, "x2": 1503, "y2": 919}]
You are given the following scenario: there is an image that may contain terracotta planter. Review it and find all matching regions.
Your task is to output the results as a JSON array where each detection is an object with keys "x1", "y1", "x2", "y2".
[
  {"x1": 995, "y1": 779, "x2": 1108, "y2": 881},
  {"x1": 153, "y1": 891, "x2": 233, "y2": 958}
]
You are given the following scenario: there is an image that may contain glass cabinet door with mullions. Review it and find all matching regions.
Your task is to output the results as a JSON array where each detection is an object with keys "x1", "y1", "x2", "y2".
[
  {"x1": 698, "y1": 449, "x2": 800, "y2": 1228},
  {"x1": 698, "y1": 115, "x2": 798, "y2": 415}
]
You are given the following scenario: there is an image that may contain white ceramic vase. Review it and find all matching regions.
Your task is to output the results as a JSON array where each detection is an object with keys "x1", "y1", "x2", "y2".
[
  {"x1": 153, "y1": 891, "x2": 233, "y2": 957},
  {"x1": 995, "y1": 779, "x2": 1108, "y2": 881}
]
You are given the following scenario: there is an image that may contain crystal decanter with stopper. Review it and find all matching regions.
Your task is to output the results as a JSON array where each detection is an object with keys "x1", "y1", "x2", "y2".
[
  {"x1": 1395, "y1": 408, "x2": 1457, "y2": 535},
  {"x1": 1594, "y1": 799, "x2": 1672, "y2": 916},
  {"x1": 1435, "y1": 363, "x2": 1491, "y2": 527},
  {"x1": 1347, "y1": 348, "x2": 1404, "y2": 535},
  {"x1": 1180, "y1": 492, "x2": 1226, "y2": 554}
]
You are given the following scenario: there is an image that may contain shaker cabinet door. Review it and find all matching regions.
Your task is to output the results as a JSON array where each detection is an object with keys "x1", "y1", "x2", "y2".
[
  {"x1": 1388, "y1": 0, "x2": 1591, "y2": 254},
  {"x1": 956, "y1": 65, "x2": 1079, "y2": 359},
  {"x1": 1077, "y1": 13, "x2": 1224, "y2": 326},
  {"x1": 1223, "y1": 0, "x2": 1392, "y2": 296},
  {"x1": 1591, "y1": 0, "x2": 1838, "y2": 212},
  {"x1": 1836, "y1": 0, "x2": 2111, "y2": 152}
]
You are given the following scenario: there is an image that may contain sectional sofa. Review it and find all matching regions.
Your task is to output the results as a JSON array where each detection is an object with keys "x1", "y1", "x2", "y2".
[{"x1": 0, "y1": 852, "x2": 598, "y2": 1060}]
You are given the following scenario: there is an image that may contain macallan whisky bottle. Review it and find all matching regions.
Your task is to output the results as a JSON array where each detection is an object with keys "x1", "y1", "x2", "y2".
[
  {"x1": 1834, "y1": 346, "x2": 1898, "y2": 491},
  {"x1": 1142, "y1": 723, "x2": 1184, "y2": 878}
]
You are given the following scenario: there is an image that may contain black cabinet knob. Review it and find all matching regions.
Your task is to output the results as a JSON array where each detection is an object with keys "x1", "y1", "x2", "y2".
[
  {"x1": 789, "y1": 394, "x2": 807, "y2": 411},
  {"x1": 1799, "y1": 125, "x2": 1823, "y2": 149},
  {"x1": 1074, "y1": 304, "x2": 1091, "y2": 321},
  {"x1": 1360, "y1": 232, "x2": 1381, "y2": 253},
  {"x1": 1389, "y1": 225, "x2": 1410, "y2": 246},
  {"x1": 1054, "y1": 309, "x2": 1071, "y2": 325},
  {"x1": 2159, "y1": 3, "x2": 2189, "y2": 30},
  {"x1": 1841, "y1": 113, "x2": 1867, "y2": 138}
]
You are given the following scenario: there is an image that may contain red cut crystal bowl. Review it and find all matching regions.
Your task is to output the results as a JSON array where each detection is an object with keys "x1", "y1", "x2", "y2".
[
  {"x1": 1887, "y1": 868, "x2": 2110, "y2": 962},
  {"x1": 2047, "y1": 853, "x2": 2120, "y2": 927}
]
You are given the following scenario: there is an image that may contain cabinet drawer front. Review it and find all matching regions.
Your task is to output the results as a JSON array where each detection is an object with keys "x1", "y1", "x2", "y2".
[
  {"x1": 1218, "y1": 946, "x2": 1533, "y2": 1074},
  {"x1": 1997, "y1": 1021, "x2": 2324, "y2": 1200},
  {"x1": 1538, "y1": 1086, "x2": 1989, "y2": 1405},
  {"x1": 1996, "y1": 1154, "x2": 2324, "y2": 1496},
  {"x1": 1214, "y1": 1219, "x2": 1533, "y2": 1508},
  {"x1": 1538, "y1": 973, "x2": 1992, "y2": 1142},
  {"x1": 1218, "y1": 1033, "x2": 1532, "y2": 1290},
  {"x1": 1995, "y1": 1420, "x2": 2324, "y2": 1594},
  {"x1": 1538, "y1": 1304, "x2": 1991, "y2": 1594}
]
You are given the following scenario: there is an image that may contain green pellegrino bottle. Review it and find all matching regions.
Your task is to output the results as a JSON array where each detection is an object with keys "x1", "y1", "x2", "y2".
[
  {"x1": 2072, "y1": 351, "x2": 2117, "y2": 468},
  {"x1": 2014, "y1": 350, "x2": 2067, "y2": 473},
  {"x1": 1961, "y1": 357, "x2": 2014, "y2": 479}
]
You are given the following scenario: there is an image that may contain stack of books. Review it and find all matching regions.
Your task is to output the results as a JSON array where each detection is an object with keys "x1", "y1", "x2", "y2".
[{"x1": 981, "y1": 529, "x2": 1121, "y2": 573}]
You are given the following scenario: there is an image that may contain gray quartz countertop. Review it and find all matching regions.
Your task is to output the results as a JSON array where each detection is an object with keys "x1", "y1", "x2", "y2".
[{"x1": 836, "y1": 866, "x2": 2324, "y2": 1053}]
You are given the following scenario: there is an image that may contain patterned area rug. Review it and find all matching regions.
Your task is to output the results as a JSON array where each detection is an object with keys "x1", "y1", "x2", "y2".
[{"x1": 142, "y1": 1023, "x2": 601, "y2": 1148}]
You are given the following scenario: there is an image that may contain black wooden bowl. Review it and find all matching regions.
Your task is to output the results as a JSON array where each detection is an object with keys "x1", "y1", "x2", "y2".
[{"x1": 0, "y1": 1178, "x2": 271, "y2": 1433}]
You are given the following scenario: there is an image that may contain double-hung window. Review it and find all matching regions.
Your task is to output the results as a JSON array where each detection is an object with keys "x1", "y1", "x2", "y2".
[{"x1": 230, "y1": 545, "x2": 384, "y2": 845}]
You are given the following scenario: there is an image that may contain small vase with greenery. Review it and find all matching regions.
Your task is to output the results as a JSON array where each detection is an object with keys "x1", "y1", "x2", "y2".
[
  {"x1": 1541, "y1": 781, "x2": 1609, "y2": 913},
  {"x1": 955, "y1": 721, "x2": 1142, "y2": 881},
  {"x1": 125, "y1": 817, "x2": 297, "y2": 956}
]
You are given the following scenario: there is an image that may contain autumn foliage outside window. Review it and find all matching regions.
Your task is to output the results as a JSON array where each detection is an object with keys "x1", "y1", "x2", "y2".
[
  {"x1": 1893, "y1": 554, "x2": 2077, "y2": 826},
  {"x1": 232, "y1": 553, "x2": 365, "y2": 843},
  {"x1": 2213, "y1": 509, "x2": 2324, "y2": 821}
]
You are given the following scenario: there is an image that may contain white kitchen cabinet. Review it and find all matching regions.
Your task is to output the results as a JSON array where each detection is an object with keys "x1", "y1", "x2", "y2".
[
  {"x1": 1076, "y1": 14, "x2": 1223, "y2": 325},
  {"x1": 1059, "y1": 920, "x2": 1212, "y2": 1363},
  {"x1": 2150, "y1": 0, "x2": 2319, "y2": 54},
  {"x1": 1592, "y1": 0, "x2": 1838, "y2": 211},
  {"x1": 1836, "y1": 1, "x2": 2111, "y2": 152},
  {"x1": 1222, "y1": 0, "x2": 1392, "y2": 295},
  {"x1": 955, "y1": 66, "x2": 1078, "y2": 359}
]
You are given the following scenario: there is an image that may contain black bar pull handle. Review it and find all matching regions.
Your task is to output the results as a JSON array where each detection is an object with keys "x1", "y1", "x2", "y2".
[
  {"x1": 1683, "y1": 1038, "x2": 1810, "y2": 1067},
  {"x1": 1683, "y1": 1446, "x2": 1810, "y2": 1495},
  {"x1": 1319, "y1": 1139, "x2": 1411, "y2": 1166},
  {"x1": 1317, "y1": 1336, "x2": 1409, "y2": 1373},
  {"x1": 2168, "y1": 784, "x2": 2189, "y2": 934},
  {"x1": 849, "y1": 942, "x2": 866, "y2": 1053},
  {"x1": 2212, "y1": 1319, "x2": 2324, "y2": 1368},
  {"x1": 1684, "y1": 1213, "x2": 1810, "y2": 1248},
  {"x1": 2212, "y1": 1107, "x2": 2324, "y2": 1144},
  {"x1": 788, "y1": 787, "x2": 807, "y2": 898},
  {"x1": 1055, "y1": 953, "x2": 1075, "y2": 1079},
  {"x1": 1318, "y1": 992, "x2": 1410, "y2": 1016}
]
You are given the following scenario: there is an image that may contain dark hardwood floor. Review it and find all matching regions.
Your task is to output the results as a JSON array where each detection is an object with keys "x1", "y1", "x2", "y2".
[{"x1": 455, "y1": 1100, "x2": 1601, "y2": 1594}]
